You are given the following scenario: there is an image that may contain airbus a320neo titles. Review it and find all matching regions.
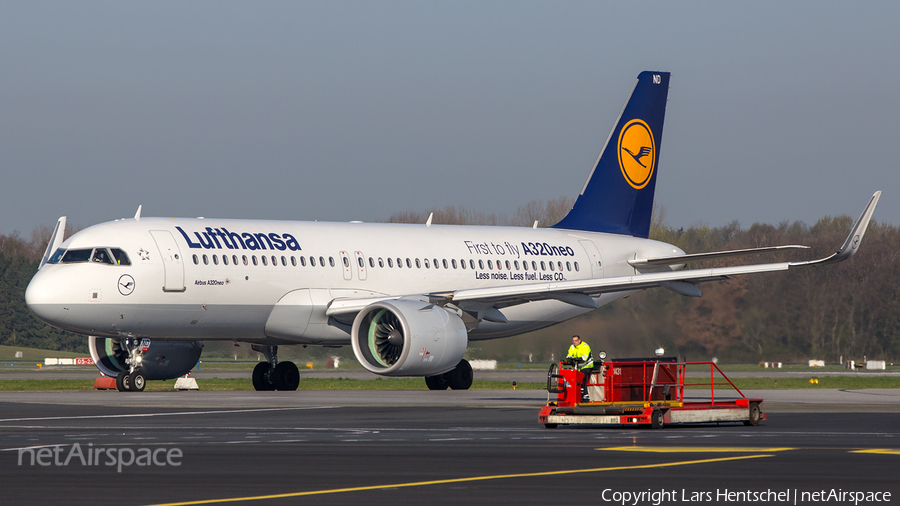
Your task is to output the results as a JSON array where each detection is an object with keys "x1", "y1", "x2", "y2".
[{"x1": 25, "y1": 72, "x2": 881, "y2": 392}]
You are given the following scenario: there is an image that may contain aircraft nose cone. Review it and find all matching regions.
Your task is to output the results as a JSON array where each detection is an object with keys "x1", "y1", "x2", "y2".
[{"x1": 25, "y1": 269, "x2": 68, "y2": 325}]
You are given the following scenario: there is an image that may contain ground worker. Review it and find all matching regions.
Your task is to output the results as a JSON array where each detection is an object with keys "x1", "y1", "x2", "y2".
[
  {"x1": 566, "y1": 335, "x2": 594, "y2": 372},
  {"x1": 566, "y1": 335, "x2": 595, "y2": 400}
]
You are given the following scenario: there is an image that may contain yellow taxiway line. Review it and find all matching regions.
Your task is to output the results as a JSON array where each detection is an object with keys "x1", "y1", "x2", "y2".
[
  {"x1": 142, "y1": 454, "x2": 774, "y2": 506},
  {"x1": 599, "y1": 446, "x2": 796, "y2": 453}
]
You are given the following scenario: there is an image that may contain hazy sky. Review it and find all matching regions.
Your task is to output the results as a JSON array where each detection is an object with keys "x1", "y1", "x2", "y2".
[{"x1": 2, "y1": 2, "x2": 898, "y2": 235}]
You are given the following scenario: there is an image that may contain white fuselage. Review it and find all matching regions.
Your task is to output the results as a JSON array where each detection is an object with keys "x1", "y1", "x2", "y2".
[{"x1": 25, "y1": 217, "x2": 683, "y2": 344}]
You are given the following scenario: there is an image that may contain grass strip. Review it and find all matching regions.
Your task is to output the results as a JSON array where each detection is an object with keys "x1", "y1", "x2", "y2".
[{"x1": 0, "y1": 375, "x2": 897, "y2": 391}]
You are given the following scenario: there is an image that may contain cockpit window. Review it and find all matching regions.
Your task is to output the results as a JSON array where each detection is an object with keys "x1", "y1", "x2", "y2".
[
  {"x1": 48, "y1": 248, "x2": 66, "y2": 264},
  {"x1": 110, "y1": 248, "x2": 131, "y2": 266},
  {"x1": 92, "y1": 248, "x2": 114, "y2": 265},
  {"x1": 58, "y1": 247, "x2": 131, "y2": 265},
  {"x1": 61, "y1": 249, "x2": 93, "y2": 263}
]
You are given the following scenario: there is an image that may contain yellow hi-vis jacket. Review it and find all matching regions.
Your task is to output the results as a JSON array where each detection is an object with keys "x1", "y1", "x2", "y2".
[{"x1": 566, "y1": 342, "x2": 593, "y2": 371}]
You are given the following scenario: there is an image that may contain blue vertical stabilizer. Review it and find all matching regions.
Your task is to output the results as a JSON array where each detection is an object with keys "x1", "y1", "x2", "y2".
[{"x1": 552, "y1": 71, "x2": 670, "y2": 238}]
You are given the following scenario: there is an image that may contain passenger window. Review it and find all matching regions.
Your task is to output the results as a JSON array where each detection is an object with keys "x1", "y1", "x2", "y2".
[
  {"x1": 343, "y1": 257, "x2": 350, "y2": 268},
  {"x1": 396, "y1": 258, "x2": 402, "y2": 268},
  {"x1": 203, "y1": 254, "x2": 209, "y2": 265},
  {"x1": 243, "y1": 255, "x2": 249, "y2": 266},
  {"x1": 300, "y1": 256, "x2": 307, "y2": 266},
  {"x1": 212, "y1": 255, "x2": 219, "y2": 265},
  {"x1": 369, "y1": 257, "x2": 375, "y2": 268},
  {"x1": 549, "y1": 261, "x2": 554, "y2": 271},
  {"x1": 388, "y1": 258, "x2": 394, "y2": 268},
  {"x1": 566, "y1": 261, "x2": 571, "y2": 271},
  {"x1": 328, "y1": 257, "x2": 333, "y2": 267},
  {"x1": 532, "y1": 261, "x2": 537, "y2": 270},
  {"x1": 92, "y1": 249, "x2": 114, "y2": 265},
  {"x1": 574, "y1": 261, "x2": 579, "y2": 272},
  {"x1": 506, "y1": 260, "x2": 511, "y2": 270},
  {"x1": 223, "y1": 255, "x2": 229, "y2": 266},
  {"x1": 110, "y1": 248, "x2": 131, "y2": 266},
  {"x1": 423, "y1": 258, "x2": 429, "y2": 268},
  {"x1": 540, "y1": 261, "x2": 546, "y2": 270},
  {"x1": 415, "y1": 258, "x2": 421, "y2": 268},
  {"x1": 233, "y1": 255, "x2": 238, "y2": 265},
  {"x1": 523, "y1": 261, "x2": 528, "y2": 271},
  {"x1": 444, "y1": 259, "x2": 449, "y2": 269},
  {"x1": 310, "y1": 256, "x2": 316, "y2": 267},
  {"x1": 262, "y1": 256, "x2": 268, "y2": 266},
  {"x1": 451, "y1": 259, "x2": 456, "y2": 269},
  {"x1": 514, "y1": 260, "x2": 519, "y2": 270},
  {"x1": 378, "y1": 258, "x2": 384, "y2": 268},
  {"x1": 558, "y1": 261, "x2": 563, "y2": 271},
  {"x1": 470, "y1": 259, "x2": 475, "y2": 269},
  {"x1": 434, "y1": 258, "x2": 439, "y2": 269},
  {"x1": 291, "y1": 256, "x2": 297, "y2": 267},
  {"x1": 358, "y1": 257, "x2": 364, "y2": 268},
  {"x1": 193, "y1": 254, "x2": 199, "y2": 265},
  {"x1": 252, "y1": 256, "x2": 258, "y2": 266},
  {"x1": 406, "y1": 258, "x2": 412, "y2": 268},
  {"x1": 487, "y1": 260, "x2": 493, "y2": 270},
  {"x1": 479, "y1": 260, "x2": 484, "y2": 269}
]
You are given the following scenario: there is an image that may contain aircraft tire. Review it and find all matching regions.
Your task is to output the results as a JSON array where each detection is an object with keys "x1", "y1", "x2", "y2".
[
  {"x1": 130, "y1": 369, "x2": 147, "y2": 392},
  {"x1": 116, "y1": 371, "x2": 131, "y2": 392},
  {"x1": 447, "y1": 359, "x2": 474, "y2": 390},
  {"x1": 424, "y1": 375, "x2": 449, "y2": 390},
  {"x1": 252, "y1": 362, "x2": 274, "y2": 391},
  {"x1": 274, "y1": 361, "x2": 300, "y2": 391}
]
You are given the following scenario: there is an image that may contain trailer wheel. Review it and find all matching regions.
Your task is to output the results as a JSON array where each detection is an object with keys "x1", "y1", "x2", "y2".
[
  {"x1": 650, "y1": 409, "x2": 665, "y2": 429},
  {"x1": 744, "y1": 402, "x2": 761, "y2": 426}
]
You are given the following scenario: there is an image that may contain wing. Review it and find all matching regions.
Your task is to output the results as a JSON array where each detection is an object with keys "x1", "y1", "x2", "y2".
[{"x1": 327, "y1": 192, "x2": 881, "y2": 317}]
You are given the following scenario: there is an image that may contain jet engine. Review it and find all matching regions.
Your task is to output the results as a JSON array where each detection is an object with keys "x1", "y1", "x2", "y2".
[
  {"x1": 350, "y1": 300, "x2": 467, "y2": 377},
  {"x1": 88, "y1": 337, "x2": 203, "y2": 380}
]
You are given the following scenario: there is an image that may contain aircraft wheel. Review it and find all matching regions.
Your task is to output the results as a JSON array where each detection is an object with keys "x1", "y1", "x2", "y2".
[
  {"x1": 252, "y1": 362, "x2": 274, "y2": 391},
  {"x1": 274, "y1": 361, "x2": 300, "y2": 391},
  {"x1": 650, "y1": 409, "x2": 665, "y2": 429},
  {"x1": 116, "y1": 371, "x2": 131, "y2": 392},
  {"x1": 425, "y1": 375, "x2": 449, "y2": 390},
  {"x1": 447, "y1": 359, "x2": 474, "y2": 390},
  {"x1": 129, "y1": 369, "x2": 147, "y2": 392}
]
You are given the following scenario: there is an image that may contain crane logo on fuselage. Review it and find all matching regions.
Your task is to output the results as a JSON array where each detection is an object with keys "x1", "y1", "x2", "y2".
[
  {"x1": 618, "y1": 118, "x2": 656, "y2": 189},
  {"x1": 175, "y1": 226, "x2": 301, "y2": 252}
]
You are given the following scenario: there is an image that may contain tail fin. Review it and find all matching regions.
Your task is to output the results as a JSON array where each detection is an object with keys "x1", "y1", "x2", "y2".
[{"x1": 552, "y1": 71, "x2": 670, "y2": 237}]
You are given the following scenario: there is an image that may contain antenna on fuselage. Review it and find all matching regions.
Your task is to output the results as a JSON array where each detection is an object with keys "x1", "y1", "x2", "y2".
[
  {"x1": 134, "y1": 205, "x2": 142, "y2": 221},
  {"x1": 426, "y1": 213, "x2": 433, "y2": 227}
]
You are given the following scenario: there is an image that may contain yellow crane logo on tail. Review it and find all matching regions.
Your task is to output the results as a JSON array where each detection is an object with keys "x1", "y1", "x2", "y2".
[{"x1": 618, "y1": 119, "x2": 656, "y2": 189}]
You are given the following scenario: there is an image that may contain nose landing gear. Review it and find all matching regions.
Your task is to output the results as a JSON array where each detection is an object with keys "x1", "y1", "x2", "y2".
[{"x1": 115, "y1": 338, "x2": 149, "y2": 392}]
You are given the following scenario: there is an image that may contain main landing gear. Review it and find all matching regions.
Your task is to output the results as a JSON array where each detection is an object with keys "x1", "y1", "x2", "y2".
[
  {"x1": 424, "y1": 359, "x2": 473, "y2": 390},
  {"x1": 115, "y1": 337, "x2": 149, "y2": 392},
  {"x1": 251, "y1": 345, "x2": 300, "y2": 391}
]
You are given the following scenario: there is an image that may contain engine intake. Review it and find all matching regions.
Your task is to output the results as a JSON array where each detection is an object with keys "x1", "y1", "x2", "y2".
[{"x1": 351, "y1": 300, "x2": 467, "y2": 377}]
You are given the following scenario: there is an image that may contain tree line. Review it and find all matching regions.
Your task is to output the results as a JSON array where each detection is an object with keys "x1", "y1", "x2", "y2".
[{"x1": 1, "y1": 199, "x2": 897, "y2": 363}]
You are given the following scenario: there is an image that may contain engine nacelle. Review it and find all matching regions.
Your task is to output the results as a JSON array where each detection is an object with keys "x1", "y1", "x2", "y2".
[
  {"x1": 351, "y1": 300, "x2": 467, "y2": 377},
  {"x1": 88, "y1": 337, "x2": 203, "y2": 381}
]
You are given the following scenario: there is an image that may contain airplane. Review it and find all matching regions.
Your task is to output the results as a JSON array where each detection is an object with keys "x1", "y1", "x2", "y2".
[{"x1": 25, "y1": 71, "x2": 881, "y2": 393}]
